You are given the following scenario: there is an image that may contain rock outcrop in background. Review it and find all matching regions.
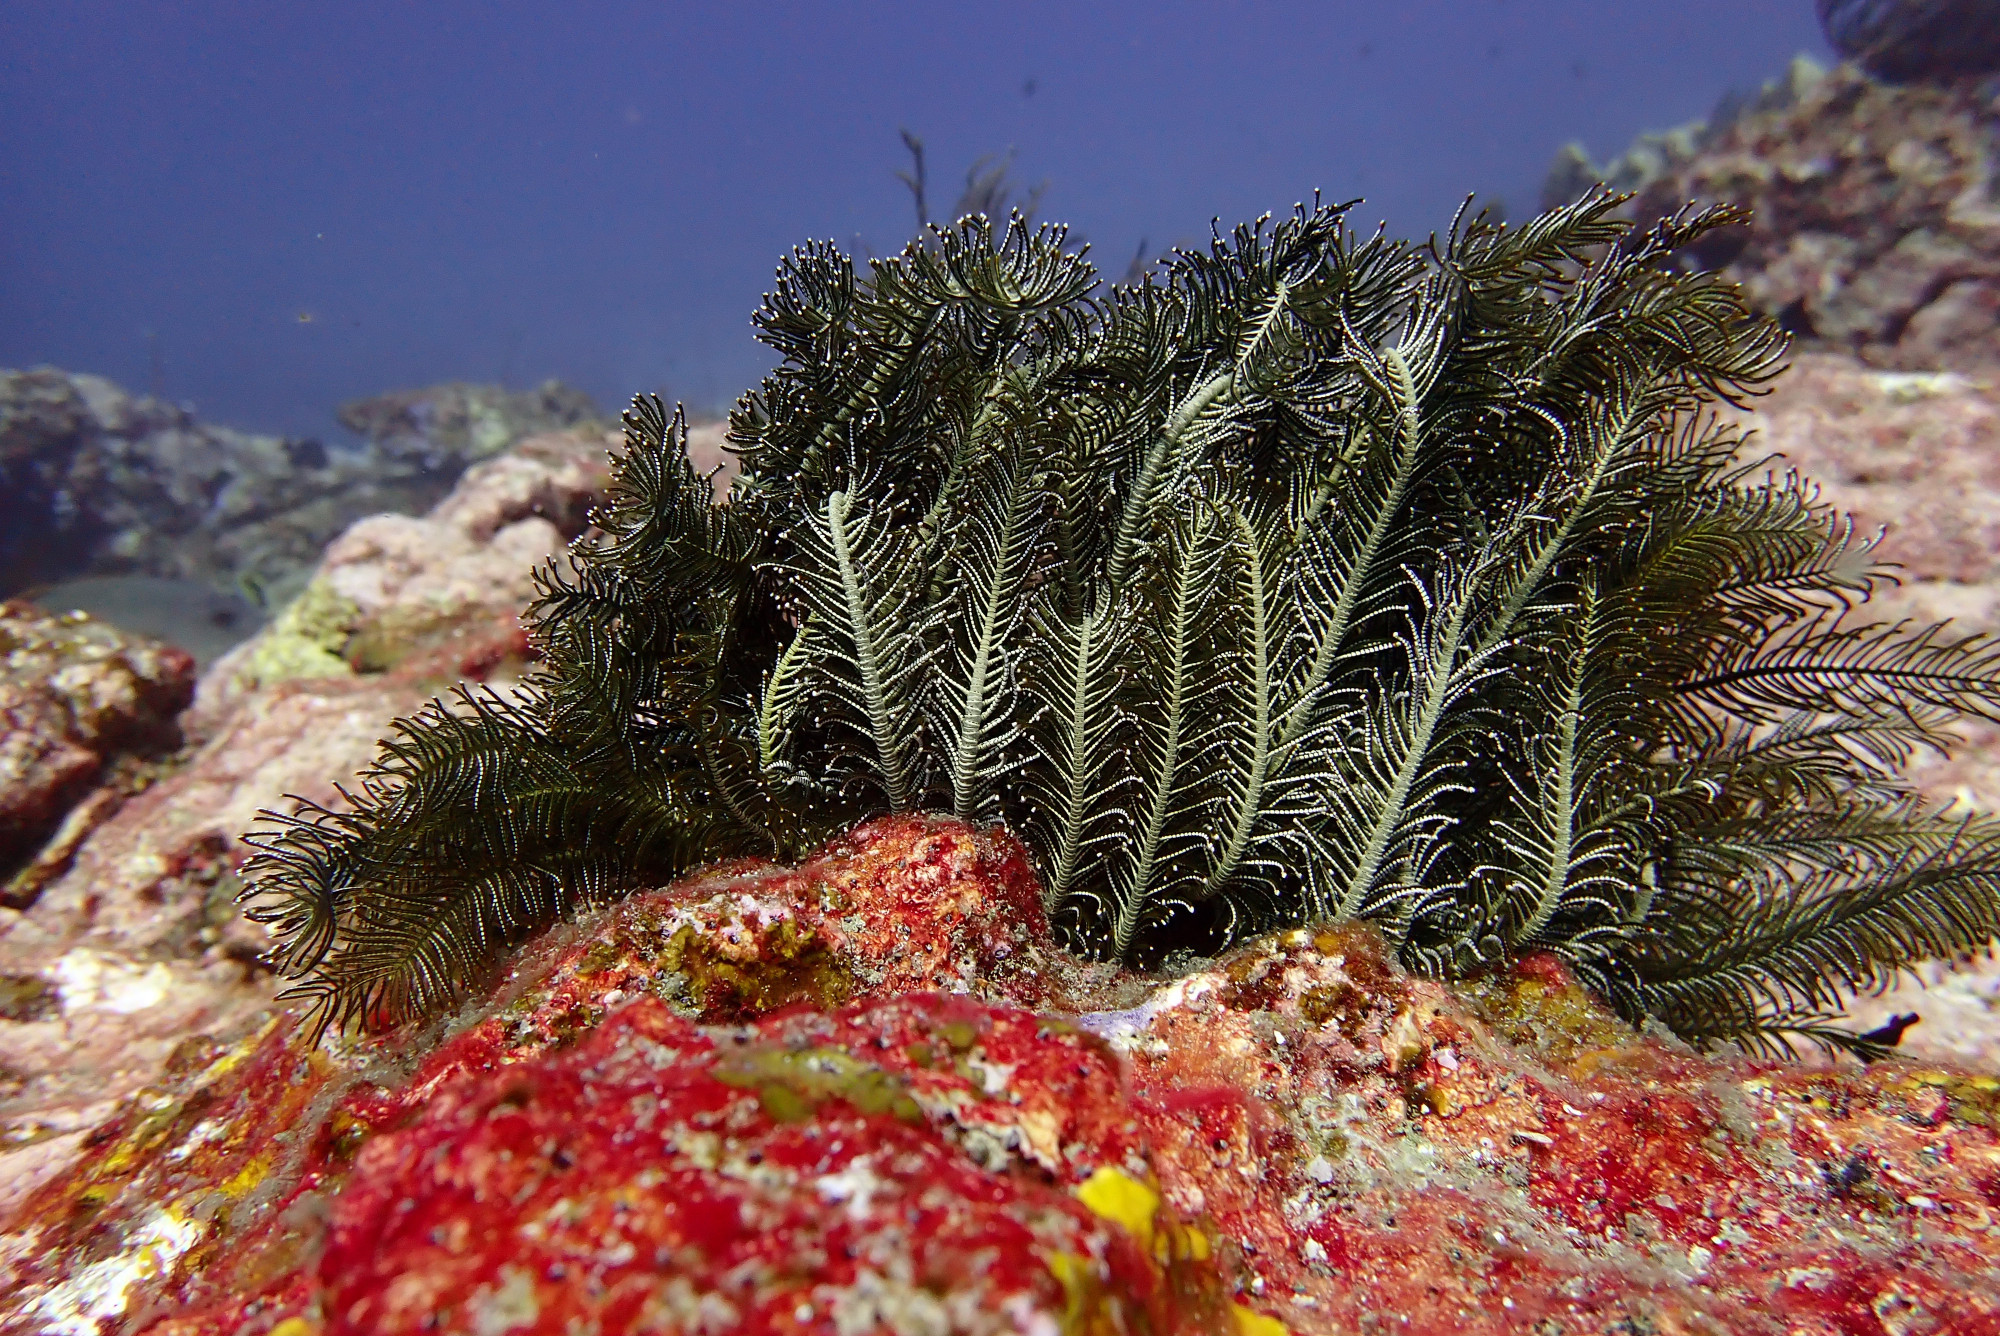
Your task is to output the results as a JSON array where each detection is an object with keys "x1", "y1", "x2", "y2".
[
  {"x1": 1817, "y1": 0, "x2": 2000, "y2": 83},
  {"x1": 0, "y1": 369, "x2": 604, "y2": 613},
  {"x1": 1544, "y1": 58, "x2": 2000, "y2": 381}
]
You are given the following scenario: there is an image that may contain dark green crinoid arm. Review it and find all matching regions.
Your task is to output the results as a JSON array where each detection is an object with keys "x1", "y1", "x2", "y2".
[{"x1": 244, "y1": 197, "x2": 2000, "y2": 1055}]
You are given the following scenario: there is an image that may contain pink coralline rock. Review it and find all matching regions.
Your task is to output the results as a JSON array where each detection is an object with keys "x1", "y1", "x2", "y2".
[
  {"x1": 684, "y1": 417, "x2": 735, "y2": 494},
  {"x1": 195, "y1": 426, "x2": 615, "y2": 705},
  {"x1": 198, "y1": 420, "x2": 729, "y2": 708},
  {"x1": 0, "y1": 672, "x2": 442, "y2": 1221},
  {"x1": 2, "y1": 816, "x2": 1997, "y2": 1336},
  {"x1": 1727, "y1": 352, "x2": 2000, "y2": 595}
]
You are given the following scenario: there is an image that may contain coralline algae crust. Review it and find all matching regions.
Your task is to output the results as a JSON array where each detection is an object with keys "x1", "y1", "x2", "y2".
[{"x1": 3, "y1": 816, "x2": 1998, "y2": 1335}]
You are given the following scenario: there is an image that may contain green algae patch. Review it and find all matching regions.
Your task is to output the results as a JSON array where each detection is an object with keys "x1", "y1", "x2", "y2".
[
  {"x1": 343, "y1": 599, "x2": 480, "y2": 674},
  {"x1": 571, "y1": 937, "x2": 633, "y2": 979},
  {"x1": 1297, "y1": 979, "x2": 1370, "y2": 1038},
  {"x1": 711, "y1": 1045, "x2": 923, "y2": 1125},
  {"x1": 0, "y1": 974, "x2": 59, "y2": 1022},
  {"x1": 233, "y1": 579, "x2": 360, "y2": 689},
  {"x1": 1895, "y1": 1068, "x2": 2000, "y2": 1128}
]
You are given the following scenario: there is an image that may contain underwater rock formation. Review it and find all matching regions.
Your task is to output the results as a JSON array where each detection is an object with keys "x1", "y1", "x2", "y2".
[
  {"x1": 0, "y1": 602, "x2": 193, "y2": 901},
  {"x1": 0, "y1": 424, "x2": 642, "y2": 1234},
  {"x1": 1818, "y1": 0, "x2": 2000, "y2": 82},
  {"x1": 0, "y1": 357, "x2": 1997, "y2": 1331},
  {"x1": 333, "y1": 379, "x2": 604, "y2": 487},
  {"x1": 0, "y1": 368, "x2": 605, "y2": 616},
  {"x1": 1539, "y1": 56, "x2": 1832, "y2": 212},
  {"x1": 196, "y1": 425, "x2": 618, "y2": 706},
  {"x1": 3, "y1": 815, "x2": 1997, "y2": 1334},
  {"x1": 1545, "y1": 58, "x2": 2000, "y2": 380},
  {"x1": 1724, "y1": 354, "x2": 2000, "y2": 622}
]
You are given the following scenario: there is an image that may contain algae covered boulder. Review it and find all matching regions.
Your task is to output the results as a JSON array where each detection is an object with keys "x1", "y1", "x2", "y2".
[
  {"x1": 0, "y1": 601, "x2": 194, "y2": 902},
  {"x1": 3, "y1": 816, "x2": 1998, "y2": 1334}
]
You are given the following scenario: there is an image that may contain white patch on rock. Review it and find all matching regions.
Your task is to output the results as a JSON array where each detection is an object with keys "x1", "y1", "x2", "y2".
[
  {"x1": 816, "y1": 1157, "x2": 888, "y2": 1222},
  {"x1": 1874, "y1": 370, "x2": 1972, "y2": 402},
  {"x1": 165, "y1": 1115, "x2": 230, "y2": 1161},
  {"x1": 963, "y1": 1055, "x2": 1017, "y2": 1097},
  {"x1": 49, "y1": 949, "x2": 173, "y2": 1014},
  {"x1": 1074, "y1": 971, "x2": 1222, "y2": 1057},
  {"x1": 468, "y1": 1265, "x2": 541, "y2": 1336},
  {"x1": 26, "y1": 1207, "x2": 205, "y2": 1335},
  {"x1": 823, "y1": 1267, "x2": 967, "y2": 1336}
]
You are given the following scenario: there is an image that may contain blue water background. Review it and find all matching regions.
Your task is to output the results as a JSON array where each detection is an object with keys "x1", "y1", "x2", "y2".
[{"x1": 1, "y1": 1, "x2": 1831, "y2": 440}]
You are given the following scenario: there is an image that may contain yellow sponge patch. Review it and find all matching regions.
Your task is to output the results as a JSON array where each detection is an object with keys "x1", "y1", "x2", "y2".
[{"x1": 1074, "y1": 1166, "x2": 1161, "y2": 1250}]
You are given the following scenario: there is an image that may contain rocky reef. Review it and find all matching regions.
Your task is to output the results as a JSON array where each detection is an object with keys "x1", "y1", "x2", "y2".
[
  {"x1": 6, "y1": 58, "x2": 2000, "y2": 1319},
  {"x1": 333, "y1": 379, "x2": 607, "y2": 492},
  {"x1": 4, "y1": 815, "x2": 1998, "y2": 1335},
  {"x1": 0, "y1": 421, "x2": 725, "y2": 1189},
  {"x1": 1817, "y1": 0, "x2": 2000, "y2": 83},
  {"x1": 0, "y1": 373, "x2": 1991, "y2": 1331},
  {"x1": 0, "y1": 369, "x2": 604, "y2": 612},
  {"x1": 1544, "y1": 58, "x2": 2000, "y2": 380},
  {"x1": 0, "y1": 603, "x2": 194, "y2": 903}
]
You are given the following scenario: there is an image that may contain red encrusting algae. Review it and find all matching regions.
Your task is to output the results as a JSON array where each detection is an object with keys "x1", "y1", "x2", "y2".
[{"x1": 3, "y1": 815, "x2": 1997, "y2": 1335}]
